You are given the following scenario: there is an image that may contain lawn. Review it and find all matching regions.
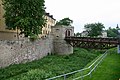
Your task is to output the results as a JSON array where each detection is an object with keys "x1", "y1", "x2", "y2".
[
  {"x1": 0, "y1": 48, "x2": 101, "y2": 80},
  {"x1": 84, "y1": 52, "x2": 120, "y2": 80}
]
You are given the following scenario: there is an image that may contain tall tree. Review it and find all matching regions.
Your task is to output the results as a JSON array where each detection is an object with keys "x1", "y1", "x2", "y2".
[
  {"x1": 2, "y1": 0, "x2": 46, "y2": 37},
  {"x1": 84, "y1": 22, "x2": 105, "y2": 37},
  {"x1": 107, "y1": 27, "x2": 120, "y2": 37},
  {"x1": 56, "y1": 17, "x2": 73, "y2": 26}
]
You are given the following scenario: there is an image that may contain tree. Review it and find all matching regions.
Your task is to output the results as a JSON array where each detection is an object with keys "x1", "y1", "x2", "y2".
[
  {"x1": 107, "y1": 27, "x2": 120, "y2": 37},
  {"x1": 56, "y1": 17, "x2": 73, "y2": 26},
  {"x1": 75, "y1": 32, "x2": 81, "y2": 37},
  {"x1": 84, "y1": 22, "x2": 105, "y2": 37},
  {"x1": 2, "y1": 0, "x2": 46, "y2": 37},
  {"x1": 107, "y1": 29, "x2": 117, "y2": 37}
]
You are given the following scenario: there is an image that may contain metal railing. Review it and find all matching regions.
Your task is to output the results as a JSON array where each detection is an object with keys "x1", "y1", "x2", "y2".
[{"x1": 46, "y1": 51, "x2": 108, "y2": 80}]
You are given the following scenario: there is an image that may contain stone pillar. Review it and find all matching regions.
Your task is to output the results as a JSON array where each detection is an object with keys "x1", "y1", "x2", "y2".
[
  {"x1": 117, "y1": 45, "x2": 120, "y2": 54},
  {"x1": 51, "y1": 25, "x2": 74, "y2": 55}
]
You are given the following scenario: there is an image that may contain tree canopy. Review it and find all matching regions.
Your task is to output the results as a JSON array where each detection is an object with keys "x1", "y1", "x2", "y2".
[
  {"x1": 2, "y1": 0, "x2": 46, "y2": 37},
  {"x1": 84, "y1": 22, "x2": 105, "y2": 37},
  {"x1": 56, "y1": 17, "x2": 73, "y2": 26},
  {"x1": 106, "y1": 26, "x2": 120, "y2": 37}
]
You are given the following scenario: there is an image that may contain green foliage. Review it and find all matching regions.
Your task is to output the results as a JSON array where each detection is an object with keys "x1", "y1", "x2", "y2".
[
  {"x1": 8, "y1": 69, "x2": 52, "y2": 80},
  {"x1": 2, "y1": 0, "x2": 46, "y2": 37},
  {"x1": 106, "y1": 27, "x2": 120, "y2": 37},
  {"x1": 0, "y1": 48, "x2": 100, "y2": 80},
  {"x1": 29, "y1": 34, "x2": 38, "y2": 41},
  {"x1": 84, "y1": 22, "x2": 105, "y2": 37},
  {"x1": 83, "y1": 49, "x2": 120, "y2": 80},
  {"x1": 56, "y1": 17, "x2": 73, "y2": 26},
  {"x1": 75, "y1": 32, "x2": 81, "y2": 37}
]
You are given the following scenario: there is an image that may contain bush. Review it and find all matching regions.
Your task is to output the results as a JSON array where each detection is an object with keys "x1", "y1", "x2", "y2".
[{"x1": 29, "y1": 34, "x2": 38, "y2": 41}]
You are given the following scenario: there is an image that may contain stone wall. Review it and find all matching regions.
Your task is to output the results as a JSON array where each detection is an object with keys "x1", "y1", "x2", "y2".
[
  {"x1": 0, "y1": 25, "x2": 74, "y2": 68},
  {"x1": 53, "y1": 40, "x2": 73, "y2": 55},
  {"x1": 0, "y1": 36, "x2": 53, "y2": 68},
  {"x1": 51, "y1": 25, "x2": 74, "y2": 55}
]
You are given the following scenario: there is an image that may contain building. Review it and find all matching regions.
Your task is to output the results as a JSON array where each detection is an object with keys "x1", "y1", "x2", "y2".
[
  {"x1": 98, "y1": 31, "x2": 107, "y2": 38},
  {"x1": 81, "y1": 31, "x2": 107, "y2": 38},
  {"x1": 81, "y1": 31, "x2": 88, "y2": 37},
  {"x1": 41, "y1": 13, "x2": 56, "y2": 36},
  {"x1": 0, "y1": 0, "x2": 23, "y2": 40},
  {"x1": 0, "y1": 1, "x2": 56, "y2": 40}
]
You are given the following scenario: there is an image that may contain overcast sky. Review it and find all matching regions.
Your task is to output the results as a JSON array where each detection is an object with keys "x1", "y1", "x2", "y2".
[{"x1": 45, "y1": 0, "x2": 120, "y2": 33}]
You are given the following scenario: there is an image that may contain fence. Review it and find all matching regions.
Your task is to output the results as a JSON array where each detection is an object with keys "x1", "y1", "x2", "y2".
[{"x1": 46, "y1": 50, "x2": 108, "y2": 80}]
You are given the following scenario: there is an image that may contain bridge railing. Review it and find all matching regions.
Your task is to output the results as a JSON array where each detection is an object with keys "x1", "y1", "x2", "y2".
[
  {"x1": 65, "y1": 36, "x2": 119, "y2": 44},
  {"x1": 45, "y1": 51, "x2": 108, "y2": 80}
]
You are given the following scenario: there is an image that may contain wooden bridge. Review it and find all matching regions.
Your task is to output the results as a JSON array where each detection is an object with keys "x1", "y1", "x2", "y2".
[{"x1": 65, "y1": 37, "x2": 120, "y2": 49}]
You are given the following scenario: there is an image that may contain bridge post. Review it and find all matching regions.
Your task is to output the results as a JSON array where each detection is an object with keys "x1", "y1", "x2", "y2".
[
  {"x1": 117, "y1": 45, "x2": 120, "y2": 54},
  {"x1": 51, "y1": 25, "x2": 74, "y2": 55}
]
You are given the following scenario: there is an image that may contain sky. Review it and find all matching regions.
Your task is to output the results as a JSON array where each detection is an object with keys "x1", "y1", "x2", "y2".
[{"x1": 45, "y1": 0, "x2": 120, "y2": 33}]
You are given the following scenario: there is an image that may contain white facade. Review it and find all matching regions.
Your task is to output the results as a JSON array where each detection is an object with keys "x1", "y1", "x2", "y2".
[
  {"x1": 98, "y1": 31, "x2": 107, "y2": 38},
  {"x1": 81, "y1": 31, "x2": 107, "y2": 38},
  {"x1": 81, "y1": 31, "x2": 88, "y2": 37}
]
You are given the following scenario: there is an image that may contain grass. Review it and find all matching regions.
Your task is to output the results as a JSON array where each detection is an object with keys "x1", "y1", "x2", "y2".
[
  {"x1": 0, "y1": 48, "x2": 101, "y2": 80},
  {"x1": 66, "y1": 52, "x2": 103, "y2": 80},
  {"x1": 70, "y1": 48, "x2": 120, "y2": 80},
  {"x1": 84, "y1": 53, "x2": 120, "y2": 80}
]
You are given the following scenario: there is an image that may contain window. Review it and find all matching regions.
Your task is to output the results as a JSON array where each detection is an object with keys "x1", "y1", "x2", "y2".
[{"x1": 65, "y1": 30, "x2": 71, "y2": 37}]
